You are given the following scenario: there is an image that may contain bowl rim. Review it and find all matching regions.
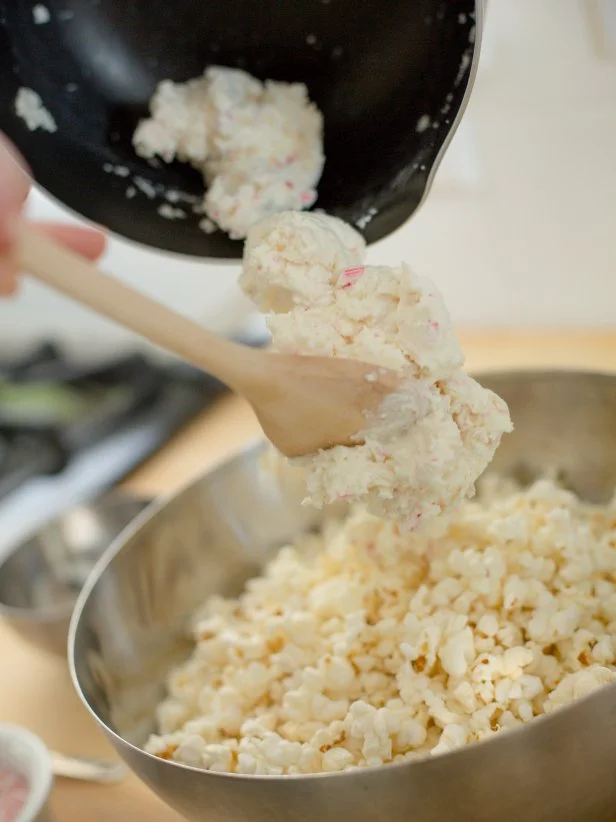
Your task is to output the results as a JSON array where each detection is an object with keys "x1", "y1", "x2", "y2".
[
  {"x1": 68, "y1": 367, "x2": 616, "y2": 783},
  {"x1": 0, "y1": 724, "x2": 53, "y2": 821}
]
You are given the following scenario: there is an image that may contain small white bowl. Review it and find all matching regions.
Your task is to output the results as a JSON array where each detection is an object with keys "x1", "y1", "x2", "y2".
[{"x1": 0, "y1": 725, "x2": 54, "y2": 822}]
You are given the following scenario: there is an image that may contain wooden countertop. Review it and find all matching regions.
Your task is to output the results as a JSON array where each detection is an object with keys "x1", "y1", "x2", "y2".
[{"x1": 1, "y1": 330, "x2": 615, "y2": 821}]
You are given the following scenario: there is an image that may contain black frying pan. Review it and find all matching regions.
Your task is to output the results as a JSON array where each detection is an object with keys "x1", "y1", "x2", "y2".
[{"x1": 0, "y1": 0, "x2": 481, "y2": 259}]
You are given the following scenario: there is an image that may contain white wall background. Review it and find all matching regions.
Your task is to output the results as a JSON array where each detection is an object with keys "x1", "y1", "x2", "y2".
[{"x1": 0, "y1": 0, "x2": 615, "y2": 358}]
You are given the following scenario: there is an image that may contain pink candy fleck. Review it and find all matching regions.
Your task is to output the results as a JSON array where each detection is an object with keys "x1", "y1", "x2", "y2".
[
  {"x1": 284, "y1": 180, "x2": 294, "y2": 190},
  {"x1": 0, "y1": 766, "x2": 28, "y2": 822},
  {"x1": 430, "y1": 321, "x2": 439, "y2": 330},
  {"x1": 300, "y1": 190, "x2": 316, "y2": 206},
  {"x1": 405, "y1": 511, "x2": 423, "y2": 533},
  {"x1": 274, "y1": 155, "x2": 296, "y2": 169},
  {"x1": 335, "y1": 492, "x2": 352, "y2": 501},
  {"x1": 339, "y1": 266, "x2": 365, "y2": 289}
]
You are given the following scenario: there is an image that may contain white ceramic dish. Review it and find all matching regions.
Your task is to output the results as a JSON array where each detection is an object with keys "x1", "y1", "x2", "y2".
[{"x1": 0, "y1": 725, "x2": 54, "y2": 822}]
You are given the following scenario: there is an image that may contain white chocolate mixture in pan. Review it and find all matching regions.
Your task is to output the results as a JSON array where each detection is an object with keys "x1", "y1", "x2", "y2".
[{"x1": 133, "y1": 67, "x2": 324, "y2": 239}]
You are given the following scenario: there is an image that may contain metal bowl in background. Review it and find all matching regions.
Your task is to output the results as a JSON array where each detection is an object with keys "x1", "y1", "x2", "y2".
[
  {"x1": 70, "y1": 371, "x2": 616, "y2": 822},
  {"x1": 0, "y1": 0, "x2": 482, "y2": 258},
  {"x1": 0, "y1": 491, "x2": 149, "y2": 657}
]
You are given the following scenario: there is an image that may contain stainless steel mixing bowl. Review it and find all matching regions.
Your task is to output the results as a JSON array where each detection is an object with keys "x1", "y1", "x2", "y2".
[
  {"x1": 0, "y1": 491, "x2": 149, "y2": 657},
  {"x1": 70, "y1": 371, "x2": 616, "y2": 822}
]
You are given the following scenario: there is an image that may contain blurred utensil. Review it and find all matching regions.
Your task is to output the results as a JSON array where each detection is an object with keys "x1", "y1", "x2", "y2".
[
  {"x1": 0, "y1": 0, "x2": 482, "y2": 258},
  {"x1": 49, "y1": 751, "x2": 126, "y2": 784}
]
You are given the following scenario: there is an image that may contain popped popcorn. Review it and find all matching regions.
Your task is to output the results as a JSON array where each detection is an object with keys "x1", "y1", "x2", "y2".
[
  {"x1": 241, "y1": 211, "x2": 512, "y2": 528},
  {"x1": 133, "y1": 67, "x2": 324, "y2": 239},
  {"x1": 145, "y1": 479, "x2": 616, "y2": 774}
]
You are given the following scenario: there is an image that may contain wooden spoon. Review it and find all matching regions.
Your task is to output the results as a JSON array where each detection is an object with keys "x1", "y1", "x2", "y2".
[{"x1": 17, "y1": 228, "x2": 399, "y2": 458}]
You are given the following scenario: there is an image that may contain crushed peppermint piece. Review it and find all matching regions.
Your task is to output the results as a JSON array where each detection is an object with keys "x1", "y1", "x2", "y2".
[{"x1": 339, "y1": 266, "x2": 365, "y2": 289}]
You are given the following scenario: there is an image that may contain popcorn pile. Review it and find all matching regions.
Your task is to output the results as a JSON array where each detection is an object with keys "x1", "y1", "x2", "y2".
[
  {"x1": 240, "y1": 211, "x2": 512, "y2": 529},
  {"x1": 146, "y1": 479, "x2": 616, "y2": 774}
]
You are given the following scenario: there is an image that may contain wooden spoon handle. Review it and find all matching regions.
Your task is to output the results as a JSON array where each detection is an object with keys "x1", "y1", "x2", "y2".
[{"x1": 17, "y1": 227, "x2": 250, "y2": 388}]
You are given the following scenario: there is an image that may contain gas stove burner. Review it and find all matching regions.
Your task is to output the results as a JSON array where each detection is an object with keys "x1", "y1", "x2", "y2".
[{"x1": 0, "y1": 342, "x2": 229, "y2": 503}]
